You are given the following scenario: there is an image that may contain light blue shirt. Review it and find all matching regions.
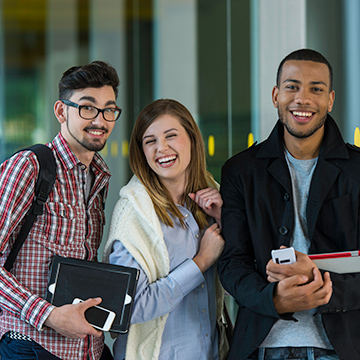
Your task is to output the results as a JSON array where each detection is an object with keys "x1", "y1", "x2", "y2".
[{"x1": 109, "y1": 205, "x2": 219, "y2": 360}]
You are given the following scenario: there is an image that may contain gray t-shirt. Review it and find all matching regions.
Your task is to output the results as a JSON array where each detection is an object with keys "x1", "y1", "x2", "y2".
[
  {"x1": 85, "y1": 168, "x2": 95, "y2": 202},
  {"x1": 260, "y1": 149, "x2": 333, "y2": 349}
]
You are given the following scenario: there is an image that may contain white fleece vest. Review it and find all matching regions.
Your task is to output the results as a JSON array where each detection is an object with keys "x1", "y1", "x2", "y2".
[{"x1": 103, "y1": 176, "x2": 169, "y2": 360}]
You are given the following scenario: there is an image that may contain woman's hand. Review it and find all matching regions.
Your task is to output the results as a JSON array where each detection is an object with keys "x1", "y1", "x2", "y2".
[
  {"x1": 193, "y1": 222, "x2": 225, "y2": 273},
  {"x1": 188, "y1": 188, "x2": 223, "y2": 226}
]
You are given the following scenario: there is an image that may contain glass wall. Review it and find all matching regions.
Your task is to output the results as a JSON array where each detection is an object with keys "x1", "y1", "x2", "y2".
[
  {"x1": 197, "y1": 0, "x2": 250, "y2": 181},
  {"x1": 1, "y1": 0, "x2": 47, "y2": 156},
  {"x1": 0, "y1": 0, "x2": 252, "y2": 176}
]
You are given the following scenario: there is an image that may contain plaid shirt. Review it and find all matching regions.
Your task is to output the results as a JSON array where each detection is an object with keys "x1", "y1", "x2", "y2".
[{"x1": 0, "y1": 133, "x2": 111, "y2": 360}]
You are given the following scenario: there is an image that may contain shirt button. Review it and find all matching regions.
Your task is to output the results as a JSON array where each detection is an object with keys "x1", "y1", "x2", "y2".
[
  {"x1": 81, "y1": 164, "x2": 86, "y2": 170},
  {"x1": 195, "y1": 234, "x2": 199, "y2": 239},
  {"x1": 201, "y1": 284, "x2": 205, "y2": 288},
  {"x1": 184, "y1": 214, "x2": 189, "y2": 218},
  {"x1": 279, "y1": 226, "x2": 288, "y2": 235},
  {"x1": 284, "y1": 193, "x2": 290, "y2": 201},
  {"x1": 205, "y1": 333, "x2": 209, "y2": 337},
  {"x1": 203, "y1": 309, "x2": 207, "y2": 313}
]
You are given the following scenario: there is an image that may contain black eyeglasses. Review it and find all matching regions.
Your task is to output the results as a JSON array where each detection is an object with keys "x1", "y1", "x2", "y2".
[{"x1": 61, "y1": 99, "x2": 122, "y2": 122}]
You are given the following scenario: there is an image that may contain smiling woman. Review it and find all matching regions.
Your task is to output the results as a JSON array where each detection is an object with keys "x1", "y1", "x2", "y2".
[
  {"x1": 141, "y1": 114, "x2": 192, "y2": 204},
  {"x1": 103, "y1": 99, "x2": 230, "y2": 360},
  {"x1": 129, "y1": 99, "x2": 219, "y2": 228}
]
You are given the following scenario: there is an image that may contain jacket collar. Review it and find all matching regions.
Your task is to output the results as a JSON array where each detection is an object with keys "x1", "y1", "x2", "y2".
[{"x1": 256, "y1": 114, "x2": 348, "y2": 160}]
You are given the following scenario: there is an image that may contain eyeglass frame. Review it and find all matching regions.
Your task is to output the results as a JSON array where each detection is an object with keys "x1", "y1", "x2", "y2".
[{"x1": 61, "y1": 99, "x2": 122, "y2": 122}]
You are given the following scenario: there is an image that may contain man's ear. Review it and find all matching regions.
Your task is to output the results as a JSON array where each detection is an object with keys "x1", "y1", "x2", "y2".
[
  {"x1": 272, "y1": 86, "x2": 279, "y2": 108},
  {"x1": 54, "y1": 100, "x2": 67, "y2": 124},
  {"x1": 327, "y1": 90, "x2": 335, "y2": 113}
]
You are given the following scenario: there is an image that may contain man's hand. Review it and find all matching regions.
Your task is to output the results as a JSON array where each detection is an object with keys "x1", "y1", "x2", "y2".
[
  {"x1": 44, "y1": 297, "x2": 103, "y2": 339},
  {"x1": 273, "y1": 267, "x2": 332, "y2": 314},
  {"x1": 193, "y1": 222, "x2": 225, "y2": 273},
  {"x1": 188, "y1": 188, "x2": 223, "y2": 226},
  {"x1": 267, "y1": 246, "x2": 316, "y2": 283}
]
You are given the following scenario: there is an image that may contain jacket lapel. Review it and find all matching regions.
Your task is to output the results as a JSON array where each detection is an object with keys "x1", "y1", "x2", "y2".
[
  {"x1": 257, "y1": 121, "x2": 292, "y2": 192},
  {"x1": 307, "y1": 115, "x2": 348, "y2": 239},
  {"x1": 267, "y1": 158, "x2": 292, "y2": 193},
  {"x1": 306, "y1": 159, "x2": 341, "y2": 240}
]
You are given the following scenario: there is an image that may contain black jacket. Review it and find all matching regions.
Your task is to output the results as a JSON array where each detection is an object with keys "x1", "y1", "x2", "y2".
[{"x1": 218, "y1": 115, "x2": 360, "y2": 360}]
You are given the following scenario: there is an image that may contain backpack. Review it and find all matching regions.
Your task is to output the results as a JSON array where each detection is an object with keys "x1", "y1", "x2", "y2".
[{"x1": 4, "y1": 144, "x2": 56, "y2": 271}]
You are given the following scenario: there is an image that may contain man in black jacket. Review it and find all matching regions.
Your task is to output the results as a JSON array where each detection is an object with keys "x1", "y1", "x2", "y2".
[{"x1": 218, "y1": 49, "x2": 360, "y2": 360}]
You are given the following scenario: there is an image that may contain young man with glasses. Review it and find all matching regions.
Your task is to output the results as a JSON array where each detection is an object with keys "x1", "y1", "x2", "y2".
[{"x1": 0, "y1": 61, "x2": 120, "y2": 360}]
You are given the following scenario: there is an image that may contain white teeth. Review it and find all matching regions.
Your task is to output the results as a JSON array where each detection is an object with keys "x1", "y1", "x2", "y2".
[
  {"x1": 88, "y1": 130, "x2": 103, "y2": 135},
  {"x1": 293, "y1": 111, "x2": 312, "y2": 117},
  {"x1": 158, "y1": 155, "x2": 176, "y2": 164}
]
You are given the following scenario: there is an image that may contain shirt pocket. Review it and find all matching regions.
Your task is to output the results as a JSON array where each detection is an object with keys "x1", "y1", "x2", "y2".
[
  {"x1": 318, "y1": 194, "x2": 355, "y2": 236},
  {"x1": 41, "y1": 201, "x2": 84, "y2": 246}
]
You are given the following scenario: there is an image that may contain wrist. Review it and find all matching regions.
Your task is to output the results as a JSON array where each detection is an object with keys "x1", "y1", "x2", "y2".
[
  {"x1": 21, "y1": 295, "x2": 54, "y2": 331},
  {"x1": 44, "y1": 306, "x2": 58, "y2": 329},
  {"x1": 193, "y1": 255, "x2": 208, "y2": 273}
]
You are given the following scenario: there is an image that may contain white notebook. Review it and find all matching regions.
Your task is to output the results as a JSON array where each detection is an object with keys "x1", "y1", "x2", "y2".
[{"x1": 309, "y1": 251, "x2": 360, "y2": 274}]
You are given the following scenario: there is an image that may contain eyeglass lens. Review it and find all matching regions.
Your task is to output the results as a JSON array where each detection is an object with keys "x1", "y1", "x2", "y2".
[{"x1": 80, "y1": 106, "x2": 120, "y2": 121}]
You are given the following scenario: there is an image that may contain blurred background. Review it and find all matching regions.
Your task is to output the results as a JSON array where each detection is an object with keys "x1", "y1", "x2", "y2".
[{"x1": 0, "y1": 0, "x2": 358, "y2": 348}]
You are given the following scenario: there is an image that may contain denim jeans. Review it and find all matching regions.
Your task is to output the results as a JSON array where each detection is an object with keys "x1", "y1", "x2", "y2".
[
  {"x1": 0, "y1": 332, "x2": 114, "y2": 360},
  {"x1": 0, "y1": 332, "x2": 61, "y2": 360},
  {"x1": 250, "y1": 347, "x2": 340, "y2": 360}
]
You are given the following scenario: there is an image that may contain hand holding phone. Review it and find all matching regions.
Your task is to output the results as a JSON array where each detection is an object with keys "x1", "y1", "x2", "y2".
[
  {"x1": 271, "y1": 247, "x2": 296, "y2": 265},
  {"x1": 72, "y1": 298, "x2": 116, "y2": 332}
]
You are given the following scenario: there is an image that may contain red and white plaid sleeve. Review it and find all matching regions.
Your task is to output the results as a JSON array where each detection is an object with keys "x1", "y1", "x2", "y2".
[{"x1": 0, "y1": 151, "x2": 54, "y2": 330}]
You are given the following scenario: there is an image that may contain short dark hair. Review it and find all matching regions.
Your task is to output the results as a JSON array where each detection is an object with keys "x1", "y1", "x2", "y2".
[
  {"x1": 276, "y1": 49, "x2": 333, "y2": 90},
  {"x1": 58, "y1": 61, "x2": 120, "y2": 100}
]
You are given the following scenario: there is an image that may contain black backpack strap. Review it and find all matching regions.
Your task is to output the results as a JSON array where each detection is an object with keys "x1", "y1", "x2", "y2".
[
  {"x1": 100, "y1": 186, "x2": 106, "y2": 210},
  {"x1": 4, "y1": 145, "x2": 56, "y2": 272}
]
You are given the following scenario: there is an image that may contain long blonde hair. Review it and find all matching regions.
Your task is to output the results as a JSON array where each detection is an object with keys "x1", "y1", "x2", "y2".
[{"x1": 129, "y1": 99, "x2": 216, "y2": 229}]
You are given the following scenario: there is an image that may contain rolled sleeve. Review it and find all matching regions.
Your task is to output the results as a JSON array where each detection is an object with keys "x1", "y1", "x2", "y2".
[{"x1": 21, "y1": 295, "x2": 55, "y2": 331}]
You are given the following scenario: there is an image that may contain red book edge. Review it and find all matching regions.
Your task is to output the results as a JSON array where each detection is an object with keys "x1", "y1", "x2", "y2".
[{"x1": 309, "y1": 251, "x2": 360, "y2": 260}]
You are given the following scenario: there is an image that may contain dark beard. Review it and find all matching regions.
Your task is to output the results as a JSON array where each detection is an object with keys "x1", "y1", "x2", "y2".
[
  {"x1": 76, "y1": 138, "x2": 106, "y2": 152},
  {"x1": 67, "y1": 120, "x2": 108, "y2": 152}
]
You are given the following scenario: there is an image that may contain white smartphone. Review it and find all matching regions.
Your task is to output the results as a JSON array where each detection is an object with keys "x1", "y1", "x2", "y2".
[
  {"x1": 72, "y1": 298, "x2": 116, "y2": 332},
  {"x1": 271, "y1": 247, "x2": 296, "y2": 265}
]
